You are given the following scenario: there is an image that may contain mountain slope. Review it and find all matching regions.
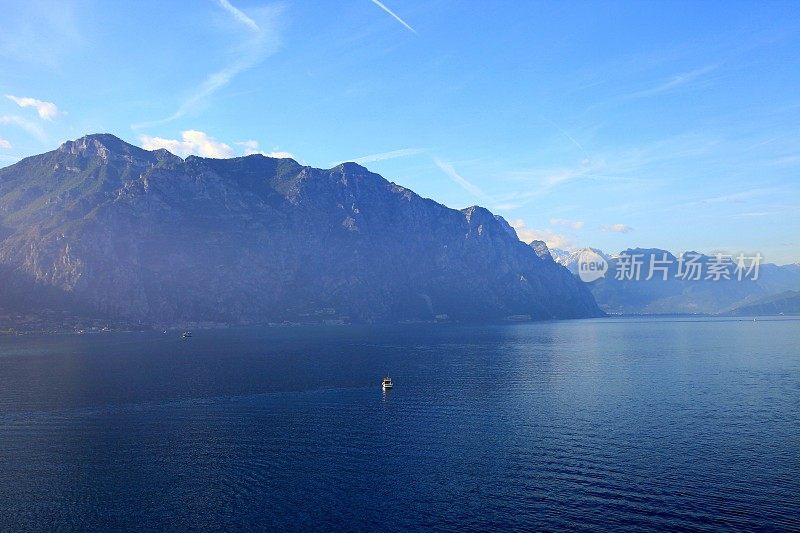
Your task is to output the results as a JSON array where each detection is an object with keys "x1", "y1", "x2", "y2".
[
  {"x1": 725, "y1": 290, "x2": 800, "y2": 316},
  {"x1": 550, "y1": 246, "x2": 800, "y2": 314},
  {"x1": 0, "y1": 134, "x2": 602, "y2": 325}
]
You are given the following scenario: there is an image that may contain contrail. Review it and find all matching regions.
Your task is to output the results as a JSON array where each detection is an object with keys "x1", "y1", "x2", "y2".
[
  {"x1": 433, "y1": 158, "x2": 494, "y2": 204},
  {"x1": 624, "y1": 64, "x2": 718, "y2": 99},
  {"x1": 336, "y1": 148, "x2": 422, "y2": 166},
  {"x1": 133, "y1": 3, "x2": 282, "y2": 129},
  {"x1": 370, "y1": 0, "x2": 416, "y2": 33},
  {"x1": 542, "y1": 118, "x2": 590, "y2": 162},
  {"x1": 216, "y1": 0, "x2": 259, "y2": 31}
]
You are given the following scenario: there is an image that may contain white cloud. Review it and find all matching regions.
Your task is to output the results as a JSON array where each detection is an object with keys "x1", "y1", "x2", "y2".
[
  {"x1": 0, "y1": 138, "x2": 10, "y2": 149},
  {"x1": 369, "y1": 0, "x2": 416, "y2": 33},
  {"x1": 550, "y1": 218, "x2": 585, "y2": 230},
  {"x1": 138, "y1": 132, "x2": 295, "y2": 159},
  {"x1": 236, "y1": 140, "x2": 294, "y2": 159},
  {"x1": 0, "y1": 115, "x2": 47, "y2": 143},
  {"x1": 510, "y1": 219, "x2": 575, "y2": 249},
  {"x1": 237, "y1": 140, "x2": 260, "y2": 153},
  {"x1": 139, "y1": 130, "x2": 235, "y2": 158},
  {"x1": 5, "y1": 95, "x2": 60, "y2": 120},
  {"x1": 265, "y1": 151, "x2": 294, "y2": 159},
  {"x1": 601, "y1": 223, "x2": 634, "y2": 233}
]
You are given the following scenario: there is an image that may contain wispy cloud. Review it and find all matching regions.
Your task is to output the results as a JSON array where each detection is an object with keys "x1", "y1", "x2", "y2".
[
  {"x1": 695, "y1": 187, "x2": 777, "y2": 205},
  {"x1": 0, "y1": 2, "x2": 82, "y2": 66},
  {"x1": 139, "y1": 130, "x2": 235, "y2": 158},
  {"x1": 216, "y1": 0, "x2": 260, "y2": 31},
  {"x1": 433, "y1": 156, "x2": 613, "y2": 212},
  {"x1": 337, "y1": 148, "x2": 422, "y2": 166},
  {"x1": 433, "y1": 158, "x2": 495, "y2": 205},
  {"x1": 510, "y1": 219, "x2": 575, "y2": 249},
  {"x1": 433, "y1": 132, "x2": 701, "y2": 212},
  {"x1": 369, "y1": 0, "x2": 416, "y2": 33},
  {"x1": 133, "y1": 2, "x2": 283, "y2": 128},
  {"x1": 624, "y1": 64, "x2": 718, "y2": 99},
  {"x1": 768, "y1": 155, "x2": 800, "y2": 167},
  {"x1": 601, "y1": 223, "x2": 634, "y2": 233},
  {"x1": 490, "y1": 163, "x2": 599, "y2": 209},
  {"x1": 492, "y1": 132, "x2": 719, "y2": 211},
  {"x1": 5, "y1": 95, "x2": 61, "y2": 120},
  {"x1": 0, "y1": 138, "x2": 10, "y2": 149},
  {"x1": 542, "y1": 118, "x2": 590, "y2": 161},
  {"x1": 0, "y1": 115, "x2": 47, "y2": 143},
  {"x1": 731, "y1": 211, "x2": 782, "y2": 218},
  {"x1": 550, "y1": 218, "x2": 585, "y2": 230},
  {"x1": 433, "y1": 158, "x2": 596, "y2": 213}
]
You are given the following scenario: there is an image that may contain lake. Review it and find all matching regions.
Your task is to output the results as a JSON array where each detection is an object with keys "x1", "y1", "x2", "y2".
[{"x1": 0, "y1": 317, "x2": 798, "y2": 530}]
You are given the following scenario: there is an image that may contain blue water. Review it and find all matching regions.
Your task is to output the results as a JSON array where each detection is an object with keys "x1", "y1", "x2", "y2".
[{"x1": 0, "y1": 317, "x2": 798, "y2": 530}]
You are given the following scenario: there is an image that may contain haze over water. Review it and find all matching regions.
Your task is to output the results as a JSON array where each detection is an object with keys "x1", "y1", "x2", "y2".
[{"x1": 1, "y1": 317, "x2": 798, "y2": 530}]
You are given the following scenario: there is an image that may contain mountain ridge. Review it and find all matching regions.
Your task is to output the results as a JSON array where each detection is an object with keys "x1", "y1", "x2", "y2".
[
  {"x1": 547, "y1": 245, "x2": 800, "y2": 315},
  {"x1": 0, "y1": 134, "x2": 602, "y2": 327},
  {"x1": 724, "y1": 290, "x2": 800, "y2": 316}
]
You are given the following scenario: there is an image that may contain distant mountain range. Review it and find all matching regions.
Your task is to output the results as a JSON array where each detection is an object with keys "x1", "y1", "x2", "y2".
[
  {"x1": 548, "y1": 245, "x2": 800, "y2": 315},
  {"x1": 0, "y1": 134, "x2": 601, "y2": 328},
  {"x1": 724, "y1": 290, "x2": 800, "y2": 316}
]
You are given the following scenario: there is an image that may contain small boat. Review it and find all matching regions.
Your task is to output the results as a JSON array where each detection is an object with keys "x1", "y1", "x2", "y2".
[
  {"x1": 181, "y1": 331, "x2": 192, "y2": 338},
  {"x1": 382, "y1": 376, "x2": 393, "y2": 389}
]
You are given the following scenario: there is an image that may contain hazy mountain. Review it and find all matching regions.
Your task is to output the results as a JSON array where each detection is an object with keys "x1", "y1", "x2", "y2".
[
  {"x1": 0, "y1": 134, "x2": 602, "y2": 326},
  {"x1": 725, "y1": 290, "x2": 800, "y2": 316},
  {"x1": 550, "y1": 246, "x2": 800, "y2": 315},
  {"x1": 551, "y1": 247, "x2": 612, "y2": 272}
]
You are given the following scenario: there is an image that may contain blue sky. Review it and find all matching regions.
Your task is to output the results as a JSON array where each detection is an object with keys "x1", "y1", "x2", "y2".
[{"x1": 1, "y1": 0, "x2": 799, "y2": 263}]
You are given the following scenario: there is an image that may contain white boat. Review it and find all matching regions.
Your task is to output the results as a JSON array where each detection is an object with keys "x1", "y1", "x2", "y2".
[
  {"x1": 382, "y1": 376, "x2": 393, "y2": 389},
  {"x1": 182, "y1": 331, "x2": 192, "y2": 338}
]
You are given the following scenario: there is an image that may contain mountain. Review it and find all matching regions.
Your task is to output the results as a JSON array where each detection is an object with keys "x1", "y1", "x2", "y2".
[
  {"x1": 725, "y1": 290, "x2": 800, "y2": 316},
  {"x1": 529, "y1": 240, "x2": 554, "y2": 261},
  {"x1": 550, "y1": 247, "x2": 612, "y2": 273},
  {"x1": 549, "y1": 246, "x2": 800, "y2": 315},
  {"x1": 0, "y1": 134, "x2": 602, "y2": 326}
]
